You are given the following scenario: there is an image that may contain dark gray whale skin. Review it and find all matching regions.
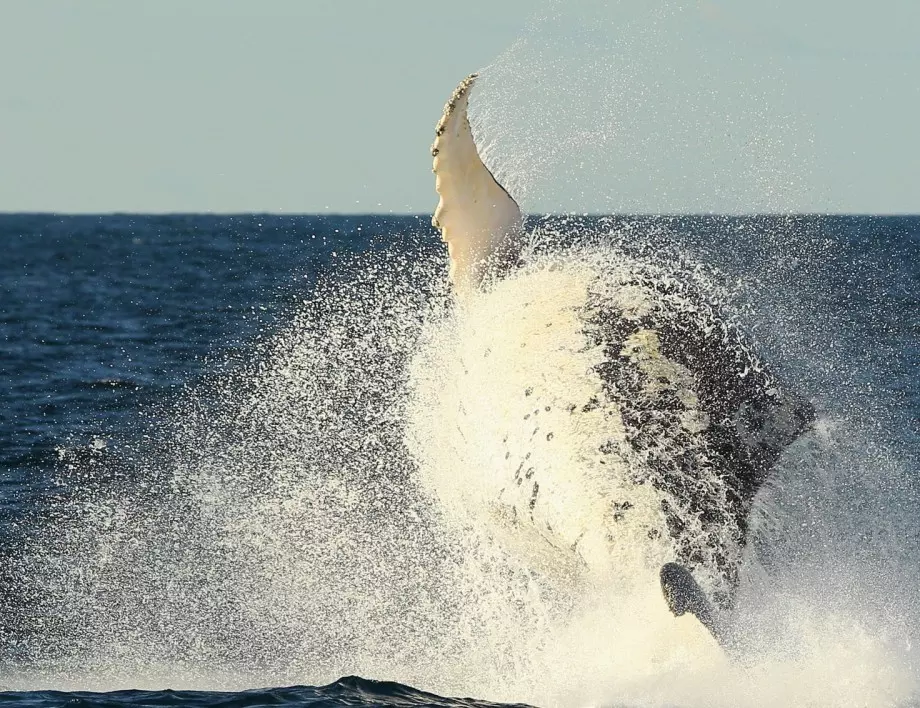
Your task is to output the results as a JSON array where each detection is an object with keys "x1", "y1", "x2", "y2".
[
  {"x1": 582, "y1": 267, "x2": 815, "y2": 613},
  {"x1": 660, "y1": 562, "x2": 724, "y2": 641}
]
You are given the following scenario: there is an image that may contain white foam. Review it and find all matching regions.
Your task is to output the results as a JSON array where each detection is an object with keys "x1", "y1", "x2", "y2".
[{"x1": 8, "y1": 233, "x2": 917, "y2": 708}]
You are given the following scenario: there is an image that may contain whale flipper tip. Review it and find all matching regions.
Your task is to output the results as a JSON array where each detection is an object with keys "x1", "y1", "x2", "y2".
[
  {"x1": 431, "y1": 72, "x2": 522, "y2": 293},
  {"x1": 660, "y1": 562, "x2": 729, "y2": 648}
]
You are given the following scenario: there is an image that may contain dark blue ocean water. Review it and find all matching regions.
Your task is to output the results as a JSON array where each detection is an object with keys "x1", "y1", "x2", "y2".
[
  {"x1": 0, "y1": 214, "x2": 435, "y2": 533},
  {"x1": 1, "y1": 214, "x2": 918, "y2": 707},
  {"x1": 0, "y1": 676, "x2": 530, "y2": 708}
]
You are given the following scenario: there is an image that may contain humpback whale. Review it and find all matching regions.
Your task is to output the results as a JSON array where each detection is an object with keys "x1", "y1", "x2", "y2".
[{"x1": 424, "y1": 74, "x2": 814, "y2": 645}]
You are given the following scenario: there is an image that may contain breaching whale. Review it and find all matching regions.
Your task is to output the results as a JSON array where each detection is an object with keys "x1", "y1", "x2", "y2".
[{"x1": 425, "y1": 73, "x2": 814, "y2": 646}]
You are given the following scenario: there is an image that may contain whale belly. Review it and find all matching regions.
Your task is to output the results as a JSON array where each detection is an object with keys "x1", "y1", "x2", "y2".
[{"x1": 408, "y1": 253, "x2": 813, "y2": 604}]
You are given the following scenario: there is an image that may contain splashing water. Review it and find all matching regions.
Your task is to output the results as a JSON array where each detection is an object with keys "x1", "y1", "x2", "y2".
[
  {"x1": 2, "y1": 215, "x2": 918, "y2": 708},
  {"x1": 3, "y1": 3, "x2": 918, "y2": 703},
  {"x1": 469, "y1": 0, "x2": 816, "y2": 215}
]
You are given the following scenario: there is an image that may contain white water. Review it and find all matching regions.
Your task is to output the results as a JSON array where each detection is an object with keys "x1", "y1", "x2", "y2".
[{"x1": 7, "y1": 226, "x2": 918, "y2": 708}]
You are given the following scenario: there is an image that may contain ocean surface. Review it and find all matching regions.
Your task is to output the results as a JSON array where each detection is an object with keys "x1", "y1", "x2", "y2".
[{"x1": 1, "y1": 214, "x2": 918, "y2": 707}]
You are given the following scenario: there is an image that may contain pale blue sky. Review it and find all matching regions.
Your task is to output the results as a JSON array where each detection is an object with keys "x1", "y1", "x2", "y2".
[{"x1": 1, "y1": 0, "x2": 917, "y2": 213}]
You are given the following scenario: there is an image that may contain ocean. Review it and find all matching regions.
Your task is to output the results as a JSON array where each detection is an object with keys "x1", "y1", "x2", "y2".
[{"x1": 1, "y1": 213, "x2": 918, "y2": 707}]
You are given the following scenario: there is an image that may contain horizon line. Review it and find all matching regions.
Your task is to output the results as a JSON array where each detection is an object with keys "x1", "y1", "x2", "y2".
[{"x1": 2, "y1": 211, "x2": 920, "y2": 218}]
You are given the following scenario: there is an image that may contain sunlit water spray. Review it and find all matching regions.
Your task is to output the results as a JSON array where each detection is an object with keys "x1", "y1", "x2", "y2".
[
  {"x1": 470, "y1": 0, "x2": 815, "y2": 215},
  {"x1": 3, "y1": 218, "x2": 917, "y2": 708},
  {"x1": 4, "y1": 2, "x2": 918, "y2": 705}
]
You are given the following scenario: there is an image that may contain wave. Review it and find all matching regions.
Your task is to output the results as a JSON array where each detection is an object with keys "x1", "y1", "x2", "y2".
[{"x1": 0, "y1": 676, "x2": 523, "y2": 708}]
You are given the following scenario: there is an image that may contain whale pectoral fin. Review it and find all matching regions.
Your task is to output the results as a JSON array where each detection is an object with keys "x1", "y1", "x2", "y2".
[
  {"x1": 660, "y1": 562, "x2": 730, "y2": 650},
  {"x1": 431, "y1": 74, "x2": 523, "y2": 293}
]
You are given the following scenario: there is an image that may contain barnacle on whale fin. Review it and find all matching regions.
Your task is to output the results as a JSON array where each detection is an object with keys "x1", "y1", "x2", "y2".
[{"x1": 431, "y1": 74, "x2": 523, "y2": 294}]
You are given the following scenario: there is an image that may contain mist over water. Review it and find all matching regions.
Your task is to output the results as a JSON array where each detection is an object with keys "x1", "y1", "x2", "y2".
[{"x1": 471, "y1": 0, "x2": 815, "y2": 215}]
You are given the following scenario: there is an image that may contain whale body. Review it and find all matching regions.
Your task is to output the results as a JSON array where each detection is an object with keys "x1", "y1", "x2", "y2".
[{"x1": 417, "y1": 74, "x2": 814, "y2": 639}]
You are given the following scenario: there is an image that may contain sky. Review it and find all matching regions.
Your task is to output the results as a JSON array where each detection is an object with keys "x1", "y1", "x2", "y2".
[{"x1": 1, "y1": 0, "x2": 918, "y2": 214}]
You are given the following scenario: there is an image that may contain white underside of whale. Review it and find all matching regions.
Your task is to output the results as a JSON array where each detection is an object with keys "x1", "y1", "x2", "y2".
[
  {"x1": 417, "y1": 73, "x2": 795, "y2": 610},
  {"x1": 431, "y1": 75, "x2": 523, "y2": 294},
  {"x1": 419, "y1": 74, "x2": 718, "y2": 590},
  {"x1": 408, "y1": 259, "x2": 674, "y2": 584}
]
